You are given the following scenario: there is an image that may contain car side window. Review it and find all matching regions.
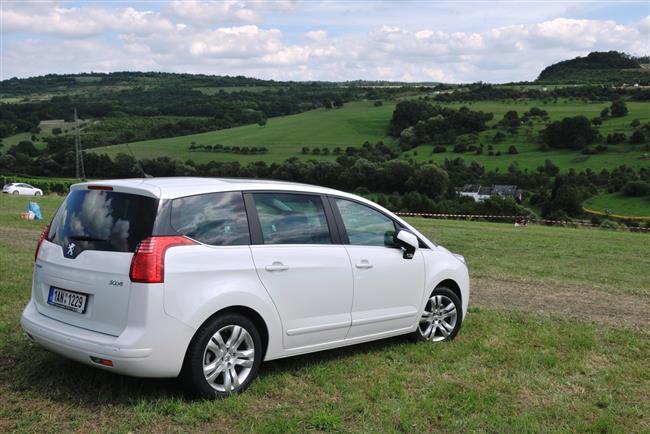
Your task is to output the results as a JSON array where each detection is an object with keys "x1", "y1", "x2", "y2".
[
  {"x1": 252, "y1": 193, "x2": 331, "y2": 245},
  {"x1": 335, "y1": 198, "x2": 397, "y2": 247},
  {"x1": 171, "y1": 191, "x2": 250, "y2": 246}
]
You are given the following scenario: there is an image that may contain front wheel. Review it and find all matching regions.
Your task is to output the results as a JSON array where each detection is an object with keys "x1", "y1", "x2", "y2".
[
  {"x1": 414, "y1": 286, "x2": 462, "y2": 342},
  {"x1": 12, "y1": 191, "x2": 19, "y2": 195},
  {"x1": 182, "y1": 313, "x2": 262, "y2": 399},
  {"x1": 34, "y1": 191, "x2": 42, "y2": 196}
]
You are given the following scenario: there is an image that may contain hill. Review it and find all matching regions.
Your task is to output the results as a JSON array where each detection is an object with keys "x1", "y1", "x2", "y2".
[
  {"x1": 91, "y1": 101, "x2": 397, "y2": 163},
  {"x1": 537, "y1": 51, "x2": 650, "y2": 84}
]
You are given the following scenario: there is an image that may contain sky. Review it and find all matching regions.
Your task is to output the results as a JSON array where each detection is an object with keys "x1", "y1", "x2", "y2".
[{"x1": 1, "y1": 1, "x2": 649, "y2": 83}]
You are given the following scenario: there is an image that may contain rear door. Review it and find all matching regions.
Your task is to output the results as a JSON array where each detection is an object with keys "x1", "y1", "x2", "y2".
[
  {"x1": 330, "y1": 197, "x2": 425, "y2": 339},
  {"x1": 34, "y1": 188, "x2": 158, "y2": 336},
  {"x1": 246, "y1": 192, "x2": 354, "y2": 350}
]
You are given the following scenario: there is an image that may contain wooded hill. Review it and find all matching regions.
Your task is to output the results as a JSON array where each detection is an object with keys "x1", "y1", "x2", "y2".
[{"x1": 537, "y1": 51, "x2": 650, "y2": 84}]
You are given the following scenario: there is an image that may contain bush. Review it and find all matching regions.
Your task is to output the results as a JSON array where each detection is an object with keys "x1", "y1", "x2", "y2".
[
  {"x1": 542, "y1": 116, "x2": 597, "y2": 149},
  {"x1": 453, "y1": 143, "x2": 467, "y2": 153},
  {"x1": 508, "y1": 145, "x2": 518, "y2": 154},
  {"x1": 492, "y1": 132, "x2": 506, "y2": 143},
  {"x1": 622, "y1": 180, "x2": 650, "y2": 197},
  {"x1": 630, "y1": 130, "x2": 646, "y2": 144},
  {"x1": 433, "y1": 145, "x2": 446, "y2": 153},
  {"x1": 610, "y1": 99, "x2": 628, "y2": 117},
  {"x1": 600, "y1": 219, "x2": 622, "y2": 230},
  {"x1": 606, "y1": 132, "x2": 626, "y2": 145}
]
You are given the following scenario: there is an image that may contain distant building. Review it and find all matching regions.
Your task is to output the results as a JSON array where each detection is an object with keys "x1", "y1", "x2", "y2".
[{"x1": 458, "y1": 184, "x2": 522, "y2": 203}]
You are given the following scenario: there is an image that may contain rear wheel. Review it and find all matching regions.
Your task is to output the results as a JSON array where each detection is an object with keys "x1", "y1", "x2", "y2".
[
  {"x1": 182, "y1": 313, "x2": 262, "y2": 399},
  {"x1": 12, "y1": 191, "x2": 19, "y2": 195},
  {"x1": 414, "y1": 286, "x2": 462, "y2": 342}
]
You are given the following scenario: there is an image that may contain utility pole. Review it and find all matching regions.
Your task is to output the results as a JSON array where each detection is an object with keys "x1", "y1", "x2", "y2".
[{"x1": 74, "y1": 108, "x2": 85, "y2": 179}]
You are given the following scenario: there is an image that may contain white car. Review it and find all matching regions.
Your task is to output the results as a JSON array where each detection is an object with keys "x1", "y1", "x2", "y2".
[
  {"x1": 21, "y1": 177, "x2": 469, "y2": 398},
  {"x1": 3, "y1": 182, "x2": 43, "y2": 196}
]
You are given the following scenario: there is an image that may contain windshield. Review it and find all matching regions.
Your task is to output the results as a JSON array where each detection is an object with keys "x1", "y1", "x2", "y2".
[{"x1": 48, "y1": 189, "x2": 158, "y2": 257}]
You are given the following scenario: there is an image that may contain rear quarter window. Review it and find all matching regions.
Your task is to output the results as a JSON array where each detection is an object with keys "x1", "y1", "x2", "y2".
[
  {"x1": 48, "y1": 189, "x2": 158, "y2": 254},
  {"x1": 171, "y1": 191, "x2": 250, "y2": 246}
]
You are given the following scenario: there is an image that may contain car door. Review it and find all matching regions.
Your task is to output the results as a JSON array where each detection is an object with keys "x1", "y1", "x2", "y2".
[
  {"x1": 246, "y1": 192, "x2": 354, "y2": 350},
  {"x1": 330, "y1": 197, "x2": 425, "y2": 340},
  {"x1": 18, "y1": 183, "x2": 30, "y2": 194}
]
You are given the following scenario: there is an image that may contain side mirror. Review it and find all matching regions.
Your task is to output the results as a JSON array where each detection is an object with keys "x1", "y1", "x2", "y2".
[{"x1": 394, "y1": 230, "x2": 418, "y2": 259}]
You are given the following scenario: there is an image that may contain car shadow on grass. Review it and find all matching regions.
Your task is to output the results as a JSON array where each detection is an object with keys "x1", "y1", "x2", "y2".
[{"x1": 5, "y1": 334, "x2": 414, "y2": 404}]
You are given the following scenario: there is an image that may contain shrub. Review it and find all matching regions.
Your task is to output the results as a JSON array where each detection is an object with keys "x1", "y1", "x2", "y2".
[
  {"x1": 622, "y1": 180, "x2": 650, "y2": 197},
  {"x1": 433, "y1": 145, "x2": 446, "y2": 153},
  {"x1": 610, "y1": 99, "x2": 628, "y2": 117},
  {"x1": 453, "y1": 143, "x2": 467, "y2": 153},
  {"x1": 630, "y1": 130, "x2": 646, "y2": 144},
  {"x1": 606, "y1": 132, "x2": 626, "y2": 145},
  {"x1": 508, "y1": 145, "x2": 518, "y2": 154}
]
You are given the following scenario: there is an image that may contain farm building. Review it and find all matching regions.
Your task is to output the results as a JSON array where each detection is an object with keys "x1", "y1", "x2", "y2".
[{"x1": 458, "y1": 184, "x2": 522, "y2": 203}]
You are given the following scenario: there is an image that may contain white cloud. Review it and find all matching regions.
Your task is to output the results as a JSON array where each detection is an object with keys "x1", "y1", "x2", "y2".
[
  {"x1": 167, "y1": 1, "x2": 260, "y2": 25},
  {"x1": 1, "y1": 1, "x2": 647, "y2": 82}
]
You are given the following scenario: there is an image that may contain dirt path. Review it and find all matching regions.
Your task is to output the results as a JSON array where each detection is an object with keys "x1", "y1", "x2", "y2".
[{"x1": 471, "y1": 277, "x2": 650, "y2": 331}]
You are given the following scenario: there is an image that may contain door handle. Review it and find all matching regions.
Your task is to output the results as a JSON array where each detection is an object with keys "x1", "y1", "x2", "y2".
[
  {"x1": 355, "y1": 260, "x2": 373, "y2": 269},
  {"x1": 265, "y1": 261, "x2": 289, "y2": 272}
]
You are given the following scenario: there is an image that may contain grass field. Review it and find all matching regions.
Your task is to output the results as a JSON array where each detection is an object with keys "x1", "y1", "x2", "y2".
[
  {"x1": 584, "y1": 192, "x2": 650, "y2": 218},
  {"x1": 87, "y1": 99, "x2": 650, "y2": 172},
  {"x1": 1, "y1": 194, "x2": 649, "y2": 432},
  {"x1": 407, "y1": 100, "x2": 650, "y2": 171},
  {"x1": 91, "y1": 101, "x2": 398, "y2": 164}
]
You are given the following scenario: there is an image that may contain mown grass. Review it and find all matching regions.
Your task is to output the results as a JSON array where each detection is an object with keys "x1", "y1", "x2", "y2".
[
  {"x1": 91, "y1": 101, "x2": 398, "y2": 164},
  {"x1": 408, "y1": 100, "x2": 650, "y2": 171},
  {"x1": 86, "y1": 99, "x2": 650, "y2": 172},
  {"x1": 1, "y1": 195, "x2": 649, "y2": 432},
  {"x1": 584, "y1": 192, "x2": 650, "y2": 218}
]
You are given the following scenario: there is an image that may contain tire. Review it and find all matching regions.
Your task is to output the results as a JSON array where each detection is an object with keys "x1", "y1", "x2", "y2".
[
  {"x1": 182, "y1": 313, "x2": 262, "y2": 399},
  {"x1": 34, "y1": 191, "x2": 42, "y2": 196},
  {"x1": 413, "y1": 286, "x2": 462, "y2": 342},
  {"x1": 12, "y1": 191, "x2": 19, "y2": 195}
]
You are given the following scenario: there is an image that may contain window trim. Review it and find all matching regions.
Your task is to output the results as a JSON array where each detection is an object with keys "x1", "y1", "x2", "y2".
[
  {"x1": 327, "y1": 195, "x2": 430, "y2": 249},
  {"x1": 243, "y1": 191, "x2": 341, "y2": 246}
]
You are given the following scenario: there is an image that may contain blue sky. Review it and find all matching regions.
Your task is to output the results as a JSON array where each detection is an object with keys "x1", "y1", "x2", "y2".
[{"x1": 2, "y1": 1, "x2": 649, "y2": 82}]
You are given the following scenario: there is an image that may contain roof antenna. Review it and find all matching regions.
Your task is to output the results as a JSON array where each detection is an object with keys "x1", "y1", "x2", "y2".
[{"x1": 125, "y1": 143, "x2": 152, "y2": 178}]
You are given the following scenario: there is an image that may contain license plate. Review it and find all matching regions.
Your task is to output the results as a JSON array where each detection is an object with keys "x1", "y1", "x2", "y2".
[{"x1": 47, "y1": 287, "x2": 88, "y2": 314}]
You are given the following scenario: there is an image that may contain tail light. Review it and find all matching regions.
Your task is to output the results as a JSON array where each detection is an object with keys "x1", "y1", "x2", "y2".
[
  {"x1": 129, "y1": 236, "x2": 196, "y2": 284},
  {"x1": 35, "y1": 224, "x2": 50, "y2": 261}
]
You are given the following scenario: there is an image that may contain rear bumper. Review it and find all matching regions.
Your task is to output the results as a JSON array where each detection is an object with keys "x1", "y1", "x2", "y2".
[{"x1": 21, "y1": 298, "x2": 196, "y2": 378}]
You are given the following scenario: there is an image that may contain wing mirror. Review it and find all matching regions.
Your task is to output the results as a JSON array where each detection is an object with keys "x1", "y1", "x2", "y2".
[{"x1": 394, "y1": 230, "x2": 418, "y2": 260}]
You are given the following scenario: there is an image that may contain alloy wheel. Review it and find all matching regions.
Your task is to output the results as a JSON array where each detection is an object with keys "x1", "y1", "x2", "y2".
[
  {"x1": 202, "y1": 325, "x2": 255, "y2": 392},
  {"x1": 419, "y1": 294, "x2": 458, "y2": 342}
]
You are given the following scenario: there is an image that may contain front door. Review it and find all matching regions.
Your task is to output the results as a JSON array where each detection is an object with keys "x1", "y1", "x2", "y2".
[
  {"x1": 248, "y1": 192, "x2": 354, "y2": 350},
  {"x1": 331, "y1": 198, "x2": 425, "y2": 339}
]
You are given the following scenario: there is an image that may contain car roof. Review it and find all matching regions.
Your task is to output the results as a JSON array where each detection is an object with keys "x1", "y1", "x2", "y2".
[{"x1": 72, "y1": 177, "x2": 343, "y2": 200}]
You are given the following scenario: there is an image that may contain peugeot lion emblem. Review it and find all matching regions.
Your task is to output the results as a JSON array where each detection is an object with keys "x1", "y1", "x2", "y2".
[{"x1": 66, "y1": 243, "x2": 76, "y2": 256}]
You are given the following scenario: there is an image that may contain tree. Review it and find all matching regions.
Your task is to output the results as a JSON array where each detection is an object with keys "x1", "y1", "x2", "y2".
[
  {"x1": 405, "y1": 164, "x2": 449, "y2": 199},
  {"x1": 52, "y1": 127, "x2": 62, "y2": 135},
  {"x1": 542, "y1": 116, "x2": 597, "y2": 149},
  {"x1": 622, "y1": 181, "x2": 650, "y2": 197},
  {"x1": 8, "y1": 140, "x2": 39, "y2": 157},
  {"x1": 323, "y1": 100, "x2": 333, "y2": 109},
  {"x1": 630, "y1": 130, "x2": 646, "y2": 144},
  {"x1": 508, "y1": 145, "x2": 518, "y2": 154},
  {"x1": 600, "y1": 107, "x2": 610, "y2": 118},
  {"x1": 257, "y1": 117, "x2": 267, "y2": 127},
  {"x1": 333, "y1": 97, "x2": 344, "y2": 108},
  {"x1": 610, "y1": 99, "x2": 628, "y2": 117},
  {"x1": 301, "y1": 146, "x2": 309, "y2": 154}
]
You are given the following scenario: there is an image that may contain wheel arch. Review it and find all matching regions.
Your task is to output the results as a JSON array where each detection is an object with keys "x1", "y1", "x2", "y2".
[
  {"x1": 190, "y1": 305, "x2": 270, "y2": 361},
  {"x1": 435, "y1": 278, "x2": 462, "y2": 307}
]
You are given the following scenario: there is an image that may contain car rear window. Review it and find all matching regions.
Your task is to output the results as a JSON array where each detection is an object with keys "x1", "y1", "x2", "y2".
[
  {"x1": 48, "y1": 189, "x2": 158, "y2": 254},
  {"x1": 170, "y1": 191, "x2": 250, "y2": 246}
]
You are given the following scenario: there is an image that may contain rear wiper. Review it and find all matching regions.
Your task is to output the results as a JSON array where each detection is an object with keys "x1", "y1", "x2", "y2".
[{"x1": 68, "y1": 235, "x2": 108, "y2": 242}]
